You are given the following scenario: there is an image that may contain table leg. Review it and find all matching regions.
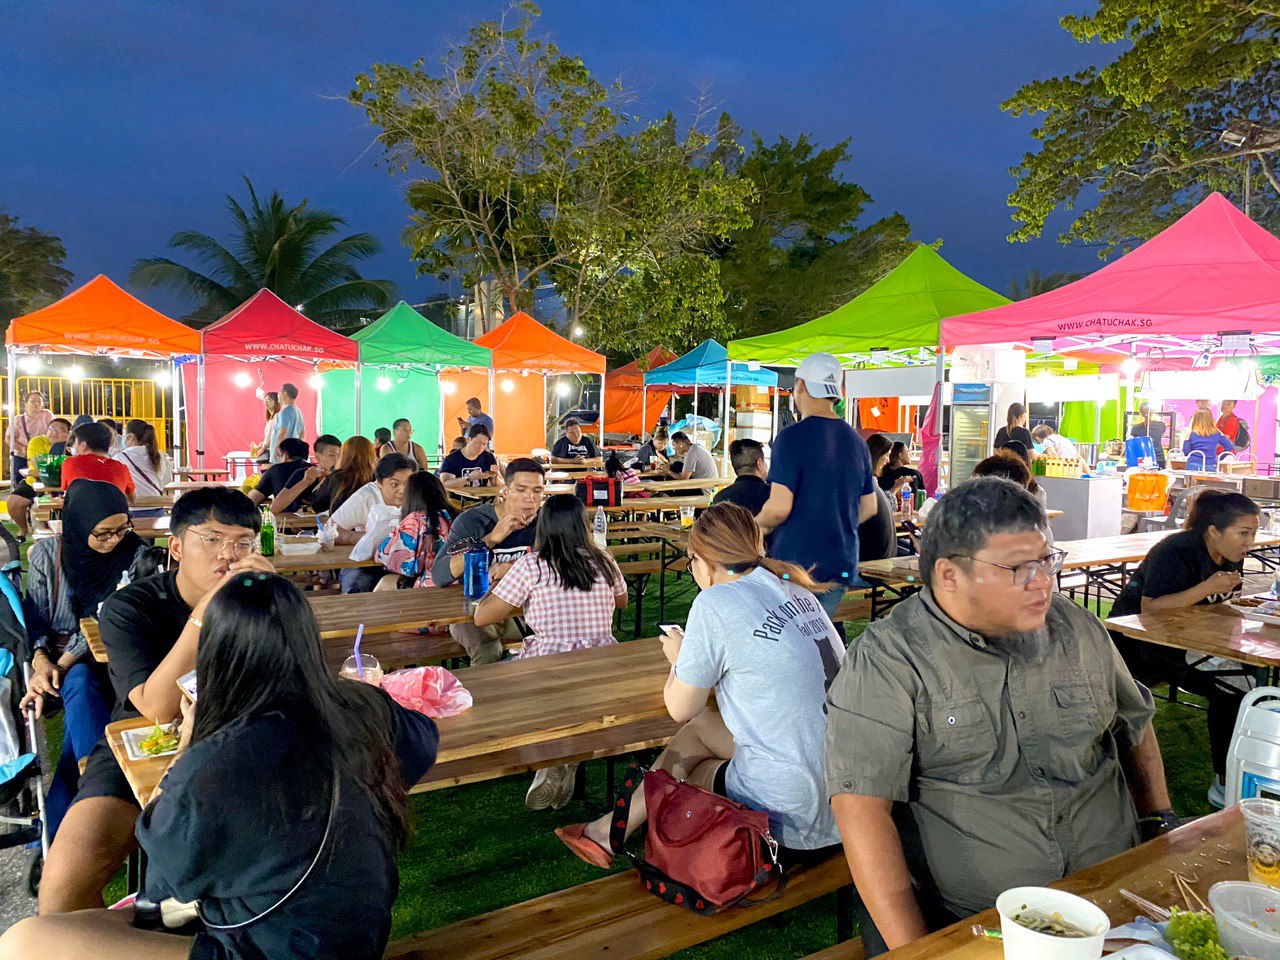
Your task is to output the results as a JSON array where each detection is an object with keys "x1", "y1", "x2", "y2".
[{"x1": 836, "y1": 885, "x2": 855, "y2": 942}]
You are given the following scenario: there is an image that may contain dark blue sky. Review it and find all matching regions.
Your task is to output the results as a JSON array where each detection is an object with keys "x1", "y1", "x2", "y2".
[{"x1": 3, "y1": 1, "x2": 1108, "y2": 319}]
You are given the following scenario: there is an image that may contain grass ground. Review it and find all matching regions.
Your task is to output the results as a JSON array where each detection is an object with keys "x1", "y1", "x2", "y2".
[{"x1": 33, "y1": 550, "x2": 1216, "y2": 959}]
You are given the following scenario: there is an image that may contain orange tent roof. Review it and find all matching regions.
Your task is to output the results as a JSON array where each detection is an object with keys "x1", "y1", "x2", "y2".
[
  {"x1": 475, "y1": 312, "x2": 606, "y2": 374},
  {"x1": 7, "y1": 275, "x2": 200, "y2": 356},
  {"x1": 607, "y1": 347, "x2": 679, "y2": 389}
]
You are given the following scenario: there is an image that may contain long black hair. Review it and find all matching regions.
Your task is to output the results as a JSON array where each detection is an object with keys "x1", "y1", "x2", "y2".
[
  {"x1": 400, "y1": 470, "x2": 451, "y2": 535},
  {"x1": 1185, "y1": 489, "x2": 1259, "y2": 536},
  {"x1": 533, "y1": 494, "x2": 619, "y2": 592},
  {"x1": 192, "y1": 574, "x2": 410, "y2": 849},
  {"x1": 124, "y1": 418, "x2": 163, "y2": 472}
]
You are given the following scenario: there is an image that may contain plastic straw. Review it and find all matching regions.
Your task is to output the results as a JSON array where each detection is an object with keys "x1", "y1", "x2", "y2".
[{"x1": 354, "y1": 624, "x2": 366, "y2": 679}]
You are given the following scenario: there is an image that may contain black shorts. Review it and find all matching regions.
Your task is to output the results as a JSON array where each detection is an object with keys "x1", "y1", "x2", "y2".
[
  {"x1": 708, "y1": 760, "x2": 842, "y2": 872},
  {"x1": 71, "y1": 738, "x2": 139, "y2": 809},
  {"x1": 11, "y1": 479, "x2": 35, "y2": 500}
]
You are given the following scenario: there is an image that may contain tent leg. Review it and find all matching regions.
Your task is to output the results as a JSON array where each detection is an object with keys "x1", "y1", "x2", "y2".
[
  {"x1": 314, "y1": 365, "x2": 324, "y2": 437},
  {"x1": 772, "y1": 382, "x2": 780, "y2": 442},
  {"x1": 171, "y1": 359, "x2": 182, "y2": 467},
  {"x1": 597, "y1": 374, "x2": 605, "y2": 450},
  {"x1": 543, "y1": 375, "x2": 549, "y2": 448},
  {"x1": 488, "y1": 369, "x2": 496, "y2": 450},
  {"x1": 196, "y1": 356, "x2": 206, "y2": 468},
  {"x1": 354, "y1": 364, "x2": 362, "y2": 436},
  {"x1": 437, "y1": 371, "x2": 446, "y2": 459},
  {"x1": 722, "y1": 360, "x2": 733, "y2": 474},
  {"x1": 641, "y1": 388, "x2": 648, "y2": 440},
  {"x1": 693, "y1": 385, "x2": 699, "y2": 445},
  {"x1": 5, "y1": 348, "x2": 14, "y2": 482}
]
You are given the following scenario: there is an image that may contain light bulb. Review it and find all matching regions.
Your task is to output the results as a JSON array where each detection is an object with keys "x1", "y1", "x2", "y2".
[
  {"x1": 153, "y1": 369, "x2": 173, "y2": 388},
  {"x1": 500, "y1": 379, "x2": 515, "y2": 393},
  {"x1": 67, "y1": 364, "x2": 84, "y2": 382},
  {"x1": 309, "y1": 374, "x2": 324, "y2": 391},
  {"x1": 19, "y1": 356, "x2": 40, "y2": 375},
  {"x1": 233, "y1": 371, "x2": 253, "y2": 389},
  {"x1": 1240, "y1": 357, "x2": 1258, "y2": 373},
  {"x1": 1121, "y1": 358, "x2": 1139, "y2": 377},
  {"x1": 572, "y1": 326, "x2": 584, "y2": 338},
  {"x1": 376, "y1": 376, "x2": 392, "y2": 392},
  {"x1": 555, "y1": 382, "x2": 571, "y2": 397},
  {"x1": 440, "y1": 380, "x2": 457, "y2": 395}
]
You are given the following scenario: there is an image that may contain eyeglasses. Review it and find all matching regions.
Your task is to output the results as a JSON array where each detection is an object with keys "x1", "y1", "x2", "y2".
[
  {"x1": 89, "y1": 523, "x2": 134, "y2": 543},
  {"x1": 959, "y1": 548, "x2": 1066, "y2": 586},
  {"x1": 190, "y1": 532, "x2": 259, "y2": 556}
]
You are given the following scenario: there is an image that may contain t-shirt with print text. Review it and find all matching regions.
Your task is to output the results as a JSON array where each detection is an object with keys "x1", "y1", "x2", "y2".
[
  {"x1": 552, "y1": 435, "x2": 599, "y2": 460},
  {"x1": 440, "y1": 449, "x2": 498, "y2": 485},
  {"x1": 430, "y1": 502, "x2": 537, "y2": 586}
]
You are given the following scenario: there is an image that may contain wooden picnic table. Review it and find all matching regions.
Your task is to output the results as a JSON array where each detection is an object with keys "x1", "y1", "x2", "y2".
[
  {"x1": 267, "y1": 548, "x2": 381, "y2": 575},
  {"x1": 879, "y1": 806, "x2": 1244, "y2": 959},
  {"x1": 164, "y1": 479, "x2": 241, "y2": 492},
  {"x1": 46, "y1": 517, "x2": 170, "y2": 540},
  {"x1": 307, "y1": 586, "x2": 480, "y2": 639},
  {"x1": 33, "y1": 494, "x2": 174, "y2": 521},
  {"x1": 174, "y1": 467, "x2": 230, "y2": 479},
  {"x1": 104, "y1": 636, "x2": 677, "y2": 806}
]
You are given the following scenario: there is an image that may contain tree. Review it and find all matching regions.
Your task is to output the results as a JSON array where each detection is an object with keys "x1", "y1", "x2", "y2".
[
  {"x1": 713, "y1": 131, "x2": 918, "y2": 337},
  {"x1": 130, "y1": 178, "x2": 396, "y2": 328},
  {"x1": 1007, "y1": 269, "x2": 1083, "y2": 300},
  {"x1": 1005, "y1": 1, "x2": 1280, "y2": 255},
  {"x1": 0, "y1": 212, "x2": 73, "y2": 326},
  {"x1": 350, "y1": 3, "x2": 754, "y2": 352}
]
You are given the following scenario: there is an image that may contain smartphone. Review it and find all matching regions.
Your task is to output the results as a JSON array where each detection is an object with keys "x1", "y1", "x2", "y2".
[
  {"x1": 902, "y1": 520, "x2": 922, "y2": 535},
  {"x1": 659, "y1": 624, "x2": 684, "y2": 639}
]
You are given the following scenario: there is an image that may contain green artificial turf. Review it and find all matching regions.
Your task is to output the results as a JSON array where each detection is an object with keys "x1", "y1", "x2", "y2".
[{"x1": 31, "y1": 550, "x2": 1216, "y2": 958}]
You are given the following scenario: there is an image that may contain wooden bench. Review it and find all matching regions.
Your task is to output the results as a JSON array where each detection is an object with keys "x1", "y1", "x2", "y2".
[
  {"x1": 801, "y1": 943, "x2": 865, "y2": 960},
  {"x1": 385, "y1": 854, "x2": 859, "y2": 960}
]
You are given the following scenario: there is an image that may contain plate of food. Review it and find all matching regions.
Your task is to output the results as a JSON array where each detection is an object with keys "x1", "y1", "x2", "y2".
[
  {"x1": 1229, "y1": 594, "x2": 1280, "y2": 625},
  {"x1": 121, "y1": 723, "x2": 180, "y2": 761}
]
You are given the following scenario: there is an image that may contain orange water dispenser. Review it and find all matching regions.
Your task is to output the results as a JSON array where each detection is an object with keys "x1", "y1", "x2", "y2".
[{"x1": 1126, "y1": 470, "x2": 1170, "y2": 511}]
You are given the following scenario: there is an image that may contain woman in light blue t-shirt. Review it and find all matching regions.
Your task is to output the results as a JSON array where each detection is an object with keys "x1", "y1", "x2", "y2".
[{"x1": 556, "y1": 502, "x2": 845, "y2": 870}]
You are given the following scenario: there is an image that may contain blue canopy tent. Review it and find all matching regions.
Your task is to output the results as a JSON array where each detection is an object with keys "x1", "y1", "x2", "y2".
[{"x1": 643, "y1": 340, "x2": 778, "y2": 465}]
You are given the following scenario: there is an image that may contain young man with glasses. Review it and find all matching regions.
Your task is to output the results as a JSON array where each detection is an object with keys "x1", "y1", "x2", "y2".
[
  {"x1": 38, "y1": 487, "x2": 273, "y2": 915},
  {"x1": 824, "y1": 477, "x2": 1174, "y2": 956}
]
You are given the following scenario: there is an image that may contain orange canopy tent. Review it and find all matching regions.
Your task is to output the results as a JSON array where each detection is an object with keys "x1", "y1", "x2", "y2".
[
  {"x1": 441, "y1": 312, "x2": 607, "y2": 456},
  {"x1": 6, "y1": 275, "x2": 201, "y2": 471},
  {"x1": 604, "y1": 347, "x2": 677, "y2": 435}
]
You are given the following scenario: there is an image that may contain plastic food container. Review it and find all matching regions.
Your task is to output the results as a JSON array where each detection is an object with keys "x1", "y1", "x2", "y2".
[
  {"x1": 1209, "y1": 880, "x2": 1280, "y2": 959},
  {"x1": 995, "y1": 887, "x2": 1107, "y2": 960},
  {"x1": 278, "y1": 538, "x2": 322, "y2": 557}
]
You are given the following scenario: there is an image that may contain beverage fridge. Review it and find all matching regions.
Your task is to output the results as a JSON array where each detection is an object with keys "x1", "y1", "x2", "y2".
[{"x1": 949, "y1": 382, "x2": 995, "y2": 485}]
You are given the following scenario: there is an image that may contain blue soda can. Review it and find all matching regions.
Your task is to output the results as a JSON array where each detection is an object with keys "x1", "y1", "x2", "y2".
[{"x1": 463, "y1": 548, "x2": 490, "y2": 600}]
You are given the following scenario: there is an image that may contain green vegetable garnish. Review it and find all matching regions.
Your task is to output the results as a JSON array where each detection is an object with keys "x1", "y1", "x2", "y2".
[{"x1": 1166, "y1": 907, "x2": 1227, "y2": 960}]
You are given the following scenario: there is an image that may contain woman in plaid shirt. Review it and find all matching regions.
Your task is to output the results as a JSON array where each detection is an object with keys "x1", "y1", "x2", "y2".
[{"x1": 476, "y1": 494, "x2": 628, "y2": 809}]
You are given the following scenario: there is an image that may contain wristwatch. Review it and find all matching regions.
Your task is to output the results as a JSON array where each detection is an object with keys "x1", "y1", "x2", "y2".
[{"x1": 1138, "y1": 808, "x2": 1179, "y2": 841}]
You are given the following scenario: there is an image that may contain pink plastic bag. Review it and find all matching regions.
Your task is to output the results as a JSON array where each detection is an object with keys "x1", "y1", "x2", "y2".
[{"x1": 379, "y1": 666, "x2": 473, "y2": 718}]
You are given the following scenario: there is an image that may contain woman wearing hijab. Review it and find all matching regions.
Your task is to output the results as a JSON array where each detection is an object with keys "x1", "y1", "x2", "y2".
[{"x1": 20, "y1": 480, "x2": 147, "y2": 839}]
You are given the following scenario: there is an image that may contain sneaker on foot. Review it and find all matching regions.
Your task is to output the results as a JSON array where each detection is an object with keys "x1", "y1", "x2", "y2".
[
  {"x1": 550, "y1": 762, "x2": 580, "y2": 811},
  {"x1": 526, "y1": 763, "x2": 578, "y2": 811},
  {"x1": 1207, "y1": 775, "x2": 1226, "y2": 810}
]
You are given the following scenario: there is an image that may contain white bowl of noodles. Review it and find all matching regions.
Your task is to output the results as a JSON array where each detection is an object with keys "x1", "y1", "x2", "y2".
[{"x1": 995, "y1": 886, "x2": 1107, "y2": 960}]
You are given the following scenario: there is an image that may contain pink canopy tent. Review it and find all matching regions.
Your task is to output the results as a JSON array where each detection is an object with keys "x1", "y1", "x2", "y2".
[
  {"x1": 943, "y1": 193, "x2": 1280, "y2": 357},
  {"x1": 184, "y1": 290, "x2": 358, "y2": 467}
]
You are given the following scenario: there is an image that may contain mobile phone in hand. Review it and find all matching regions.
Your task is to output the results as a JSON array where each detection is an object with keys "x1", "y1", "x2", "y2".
[{"x1": 659, "y1": 624, "x2": 684, "y2": 639}]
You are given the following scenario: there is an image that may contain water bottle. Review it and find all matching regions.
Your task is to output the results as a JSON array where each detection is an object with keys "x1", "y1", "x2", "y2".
[
  {"x1": 593, "y1": 506, "x2": 608, "y2": 550},
  {"x1": 463, "y1": 547, "x2": 490, "y2": 600},
  {"x1": 899, "y1": 486, "x2": 913, "y2": 518},
  {"x1": 259, "y1": 508, "x2": 275, "y2": 557}
]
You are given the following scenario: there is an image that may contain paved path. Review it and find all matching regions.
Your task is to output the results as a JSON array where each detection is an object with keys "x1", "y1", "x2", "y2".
[{"x1": 0, "y1": 845, "x2": 36, "y2": 930}]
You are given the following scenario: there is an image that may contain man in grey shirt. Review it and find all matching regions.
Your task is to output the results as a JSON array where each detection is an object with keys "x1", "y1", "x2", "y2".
[
  {"x1": 825, "y1": 478, "x2": 1174, "y2": 956},
  {"x1": 667, "y1": 431, "x2": 717, "y2": 480}
]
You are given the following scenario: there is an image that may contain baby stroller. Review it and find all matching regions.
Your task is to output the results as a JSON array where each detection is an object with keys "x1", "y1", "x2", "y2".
[{"x1": 0, "y1": 560, "x2": 47, "y2": 895}]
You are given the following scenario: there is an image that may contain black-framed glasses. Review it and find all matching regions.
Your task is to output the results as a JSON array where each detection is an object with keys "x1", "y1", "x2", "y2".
[
  {"x1": 89, "y1": 523, "x2": 134, "y2": 543},
  {"x1": 960, "y1": 547, "x2": 1066, "y2": 586}
]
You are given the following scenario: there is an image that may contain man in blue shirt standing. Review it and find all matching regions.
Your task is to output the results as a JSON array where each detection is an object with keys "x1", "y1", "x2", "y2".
[
  {"x1": 269, "y1": 382, "x2": 305, "y2": 463},
  {"x1": 756, "y1": 352, "x2": 877, "y2": 623},
  {"x1": 457, "y1": 397, "x2": 495, "y2": 444}
]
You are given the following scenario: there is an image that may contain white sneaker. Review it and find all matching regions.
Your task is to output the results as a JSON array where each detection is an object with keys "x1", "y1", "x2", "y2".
[
  {"x1": 1207, "y1": 776, "x2": 1226, "y2": 810},
  {"x1": 526, "y1": 763, "x2": 579, "y2": 811}
]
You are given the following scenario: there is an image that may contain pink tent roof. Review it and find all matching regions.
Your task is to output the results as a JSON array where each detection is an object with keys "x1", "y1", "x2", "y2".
[
  {"x1": 943, "y1": 193, "x2": 1280, "y2": 352},
  {"x1": 201, "y1": 289, "x2": 358, "y2": 362}
]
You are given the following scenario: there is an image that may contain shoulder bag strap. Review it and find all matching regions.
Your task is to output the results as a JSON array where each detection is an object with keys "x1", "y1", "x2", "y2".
[{"x1": 198, "y1": 763, "x2": 341, "y2": 930}]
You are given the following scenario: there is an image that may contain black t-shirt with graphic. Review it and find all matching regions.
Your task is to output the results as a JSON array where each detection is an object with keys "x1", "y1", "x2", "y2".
[
  {"x1": 1111, "y1": 529, "x2": 1243, "y2": 617},
  {"x1": 440, "y1": 449, "x2": 498, "y2": 485},
  {"x1": 552, "y1": 435, "x2": 599, "y2": 460}
]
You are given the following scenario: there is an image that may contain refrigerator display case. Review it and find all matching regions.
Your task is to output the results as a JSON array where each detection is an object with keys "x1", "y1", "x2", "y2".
[{"x1": 949, "y1": 383, "x2": 994, "y2": 485}]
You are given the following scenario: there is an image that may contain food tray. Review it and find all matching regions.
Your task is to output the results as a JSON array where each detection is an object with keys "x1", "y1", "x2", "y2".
[
  {"x1": 1229, "y1": 593, "x2": 1280, "y2": 626},
  {"x1": 120, "y1": 725, "x2": 179, "y2": 762}
]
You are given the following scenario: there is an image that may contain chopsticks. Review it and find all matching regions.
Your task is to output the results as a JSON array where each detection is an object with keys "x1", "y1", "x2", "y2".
[{"x1": 1119, "y1": 888, "x2": 1171, "y2": 921}]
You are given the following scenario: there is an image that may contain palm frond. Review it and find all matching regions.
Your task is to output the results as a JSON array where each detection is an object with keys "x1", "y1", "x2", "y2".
[
  {"x1": 301, "y1": 279, "x2": 396, "y2": 321},
  {"x1": 128, "y1": 258, "x2": 242, "y2": 314}
]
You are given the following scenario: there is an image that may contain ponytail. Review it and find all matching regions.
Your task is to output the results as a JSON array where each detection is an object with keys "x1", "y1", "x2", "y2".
[
  {"x1": 1006, "y1": 402, "x2": 1026, "y2": 431},
  {"x1": 688, "y1": 502, "x2": 833, "y2": 596},
  {"x1": 125, "y1": 419, "x2": 162, "y2": 472}
]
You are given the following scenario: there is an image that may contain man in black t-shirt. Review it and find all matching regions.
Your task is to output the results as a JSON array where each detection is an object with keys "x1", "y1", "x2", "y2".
[
  {"x1": 247, "y1": 436, "x2": 310, "y2": 508},
  {"x1": 439, "y1": 425, "x2": 499, "y2": 489},
  {"x1": 551, "y1": 419, "x2": 599, "y2": 463},
  {"x1": 39, "y1": 488, "x2": 273, "y2": 915},
  {"x1": 712, "y1": 439, "x2": 771, "y2": 516},
  {"x1": 268, "y1": 433, "x2": 341, "y2": 515}
]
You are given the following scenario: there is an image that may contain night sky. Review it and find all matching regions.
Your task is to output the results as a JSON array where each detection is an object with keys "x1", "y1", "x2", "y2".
[{"x1": 3, "y1": 1, "x2": 1109, "y2": 320}]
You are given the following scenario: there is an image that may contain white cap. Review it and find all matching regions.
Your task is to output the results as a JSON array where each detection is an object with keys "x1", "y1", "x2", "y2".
[{"x1": 795, "y1": 352, "x2": 843, "y2": 399}]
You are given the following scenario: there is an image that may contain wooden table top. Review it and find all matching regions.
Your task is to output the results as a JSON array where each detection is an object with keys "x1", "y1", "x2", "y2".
[
  {"x1": 308, "y1": 586, "x2": 481, "y2": 639},
  {"x1": 455, "y1": 477, "x2": 731, "y2": 502},
  {"x1": 880, "y1": 807, "x2": 1244, "y2": 959},
  {"x1": 105, "y1": 636, "x2": 673, "y2": 806},
  {"x1": 164, "y1": 479, "x2": 241, "y2": 491},
  {"x1": 861, "y1": 529, "x2": 1280, "y2": 586},
  {"x1": 267, "y1": 548, "x2": 381, "y2": 574},
  {"x1": 1106, "y1": 583, "x2": 1280, "y2": 668},
  {"x1": 174, "y1": 467, "x2": 230, "y2": 478},
  {"x1": 46, "y1": 517, "x2": 170, "y2": 540}
]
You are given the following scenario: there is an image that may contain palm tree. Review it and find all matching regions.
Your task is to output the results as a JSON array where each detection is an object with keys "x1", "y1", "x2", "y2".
[
  {"x1": 130, "y1": 178, "x2": 396, "y2": 329},
  {"x1": 1007, "y1": 268, "x2": 1083, "y2": 300}
]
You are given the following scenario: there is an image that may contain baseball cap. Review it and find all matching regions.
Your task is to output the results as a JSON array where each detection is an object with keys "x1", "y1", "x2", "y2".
[{"x1": 795, "y1": 352, "x2": 843, "y2": 399}]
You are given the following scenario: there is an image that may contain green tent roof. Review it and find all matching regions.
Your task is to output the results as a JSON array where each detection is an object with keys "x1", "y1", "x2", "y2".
[
  {"x1": 353, "y1": 301, "x2": 491, "y2": 369},
  {"x1": 727, "y1": 246, "x2": 1010, "y2": 366}
]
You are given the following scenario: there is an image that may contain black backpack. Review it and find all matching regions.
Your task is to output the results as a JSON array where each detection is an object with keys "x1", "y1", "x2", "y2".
[{"x1": 1234, "y1": 418, "x2": 1251, "y2": 451}]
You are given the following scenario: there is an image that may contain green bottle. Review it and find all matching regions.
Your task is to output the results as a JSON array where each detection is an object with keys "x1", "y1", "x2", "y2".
[{"x1": 260, "y1": 507, "x2": 275, "y2": 557}]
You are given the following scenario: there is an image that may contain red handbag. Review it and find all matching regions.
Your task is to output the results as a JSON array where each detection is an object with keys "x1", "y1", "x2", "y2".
[
  {"x1": 609, "y1": 766, "x2": 783, "y2": 914},
  {"x1": 576, "y1": 475, "x2": 624, "y2": 507}
]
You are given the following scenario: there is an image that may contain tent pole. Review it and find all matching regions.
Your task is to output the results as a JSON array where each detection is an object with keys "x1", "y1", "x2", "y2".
[
  {"x1": 721, "y1": 360, "x2": 733, "y2": 474},
  {"x1": 641, "y1": 385, "x2": 648, "y2": 441},
  {"x1": 5, "y1": 348, "x2": 14, "y2": 483},
  {"x1": 196, "y1": 356, "x2": 205, "y2": 468},
  {"x1": 171, "y1": 358, "x2": 182, "y2": 468},
  {"x1": 542, "y1": 375, "x2": 548, "y2": 449},
  {"x1": 772, "y1": 380, "x2": 780, "y2": 442},
  {"x1": 693, "y1": 384, "x2": 699, "y2": 445},
  {"x1": 314, "y1": 365, "x2": 324, "y2": 437},
  {"x1": 488, "y1": 369, "x2": 496, "y2": 451},
  {"x1": 597, "y1": 373, "x2": 605, "y2": 450},
  {"x1": 437, "y1": 370, "x2": 446, "y2": 459},
  {"x1": 354, "y1": 363, "x2": 362, "y2": 436}
]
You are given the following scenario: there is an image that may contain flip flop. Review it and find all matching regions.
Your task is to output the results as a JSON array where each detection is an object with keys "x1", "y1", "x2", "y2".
[{"x1": 555, "y1": 824, "x2": 614, "y2": 869}]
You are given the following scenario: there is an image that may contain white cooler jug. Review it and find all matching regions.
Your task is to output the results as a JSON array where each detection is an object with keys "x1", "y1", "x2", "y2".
[{"x1": 1227, "y1": 687, "x2": 1280, "y2": 803}]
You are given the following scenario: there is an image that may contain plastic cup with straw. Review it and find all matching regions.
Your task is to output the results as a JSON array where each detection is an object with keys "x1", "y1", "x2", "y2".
[{"x1": 341, "y1": 623, "x2": 382, "y2": 685}]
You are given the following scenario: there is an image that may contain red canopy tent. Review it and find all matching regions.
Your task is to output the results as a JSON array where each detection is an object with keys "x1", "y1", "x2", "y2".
[
  {"x1": 603, "y1": 347, "x2": 678, "y2": 435},
  {"x1": 943, "y1": 192, "x2": 1280, "y2": 355},
  {"x1": 442, "y1": 312, "x2": 606, "y2": 456},
  {"x1": 187, "y1": 290, "x2": 358, "y2": 468}
]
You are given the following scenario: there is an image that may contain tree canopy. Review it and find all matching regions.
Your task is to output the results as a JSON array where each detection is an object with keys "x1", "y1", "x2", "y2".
[
  {"x1": 130, "y1": 178, "x2": 396, "y2": 328},
  {"x1": 0, "y1": 212, "x2": 73, "y2": 326},
  {"x1": 1005, "y1": 0, "x2": 1280, "y2": 255}
]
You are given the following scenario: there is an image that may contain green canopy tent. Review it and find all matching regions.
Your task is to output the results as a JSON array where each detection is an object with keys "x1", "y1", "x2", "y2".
[
  {"x1": 320, "y1": 301, "x2": 492, "y2": 455},
  {"x1": 726, "y1": 246, "x2": 1011, "y2": 367}
]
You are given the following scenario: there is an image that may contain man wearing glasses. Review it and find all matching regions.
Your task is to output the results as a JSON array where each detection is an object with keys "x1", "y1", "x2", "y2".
[
  {"x1": 38, "y1": 487, "x2": 273, "y2": 915},
  {"x1": 824, "y1": 478, "x2": 1174, "y2": 956}
]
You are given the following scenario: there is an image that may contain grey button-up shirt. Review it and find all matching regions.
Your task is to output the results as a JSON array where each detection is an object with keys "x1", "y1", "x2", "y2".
[{"x1": 825, "y1": 589, "x2": 1155, "y2": 917}]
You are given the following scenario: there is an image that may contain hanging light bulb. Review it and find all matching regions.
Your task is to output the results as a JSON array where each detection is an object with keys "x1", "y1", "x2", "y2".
[
  {"x1": 439, "y1": 380, "x2": 457, "y2": 395},
  {"x1": 555, "y1": 381, "x2": 571, "y2": 397},
  {"x1": 153, "y1": 369, "x2": 173, "y2": 388},
  {"x1": 309, "y1": 374, "x2": 324, "y2": 391},
  {"x1": 233, "y1": 371, "x2": 253, "y2": 389},
  {"x1": 500, "y1": 379, "x2": 515, "y2": 393},
  {"x1": 376, "y1": 376, "x2": 392, "y2": 392},
  {"x1": 19, "y1": 355, "x2": 40, "y2": 375},
  {"x1": 67, "y1": 364, "x2": 85, "y2": 382}
]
